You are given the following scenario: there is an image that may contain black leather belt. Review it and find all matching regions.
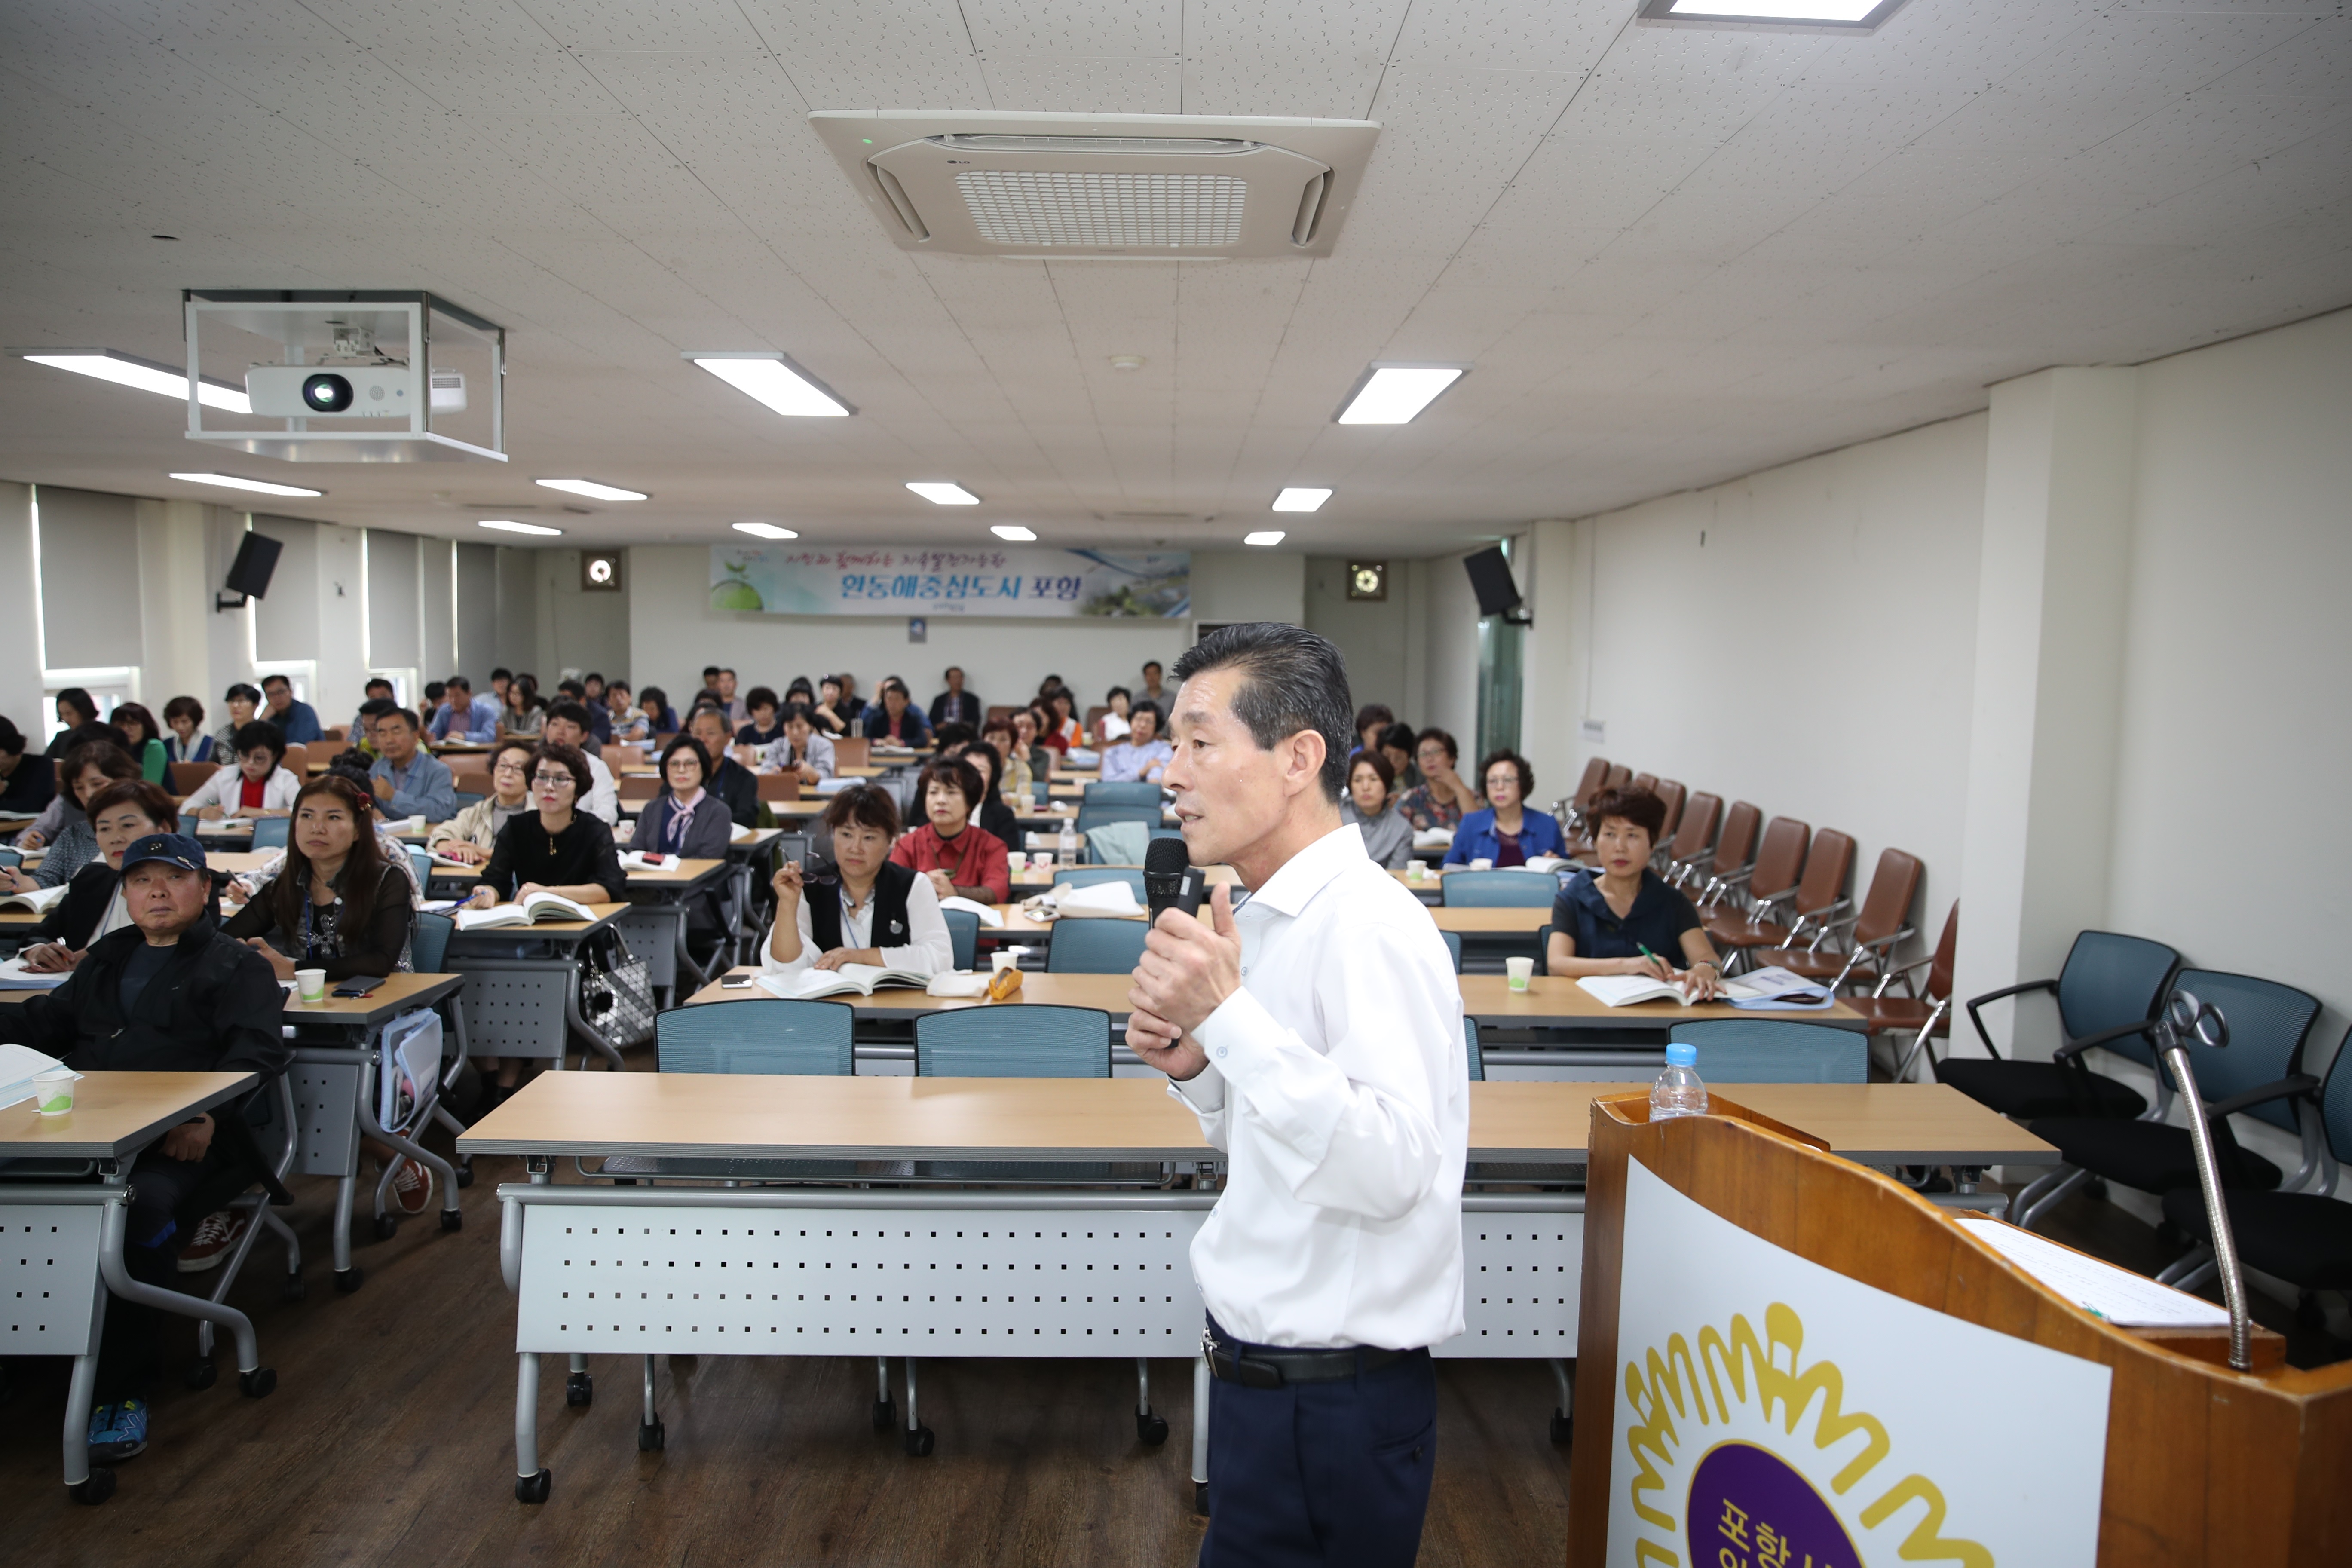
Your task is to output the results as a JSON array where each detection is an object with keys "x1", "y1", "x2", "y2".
[{"x1": 1203, "y1": 1327, "x2": 1413, "y2": 1388}]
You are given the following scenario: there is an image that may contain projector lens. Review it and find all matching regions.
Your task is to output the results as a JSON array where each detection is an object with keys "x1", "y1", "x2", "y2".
[{"x1": 302, "y1": 373, "x2": 354, "y2": 412}]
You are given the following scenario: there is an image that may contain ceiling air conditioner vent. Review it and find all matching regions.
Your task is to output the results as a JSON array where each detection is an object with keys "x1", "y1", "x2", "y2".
[{"x1": 812, "y1": 112, "x2": 1378, "y2": 260}]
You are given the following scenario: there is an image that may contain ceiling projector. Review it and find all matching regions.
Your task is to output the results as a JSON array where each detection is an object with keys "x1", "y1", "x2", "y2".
[{"x1": 244, "y1": 362, "x2": 416, "y2": 418}]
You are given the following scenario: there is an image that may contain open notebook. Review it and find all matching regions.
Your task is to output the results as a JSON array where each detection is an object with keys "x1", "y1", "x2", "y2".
[
  {"x1": 455, "y1": 891, "x2": 600, "y2": 930},
  {"x1": 757, "y1": 965, "x2": 982, "y2": 1001}
]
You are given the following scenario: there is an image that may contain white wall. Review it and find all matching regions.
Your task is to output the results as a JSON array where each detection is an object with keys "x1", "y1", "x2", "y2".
[
  {"x1": 0, "y1": 483, "x2": 42, "y2": 729},
  {"x1": 1419, "y1": 548, "x2": 1484, "y2": 753},
  {"x1": 625, "y1": 545, "x2": 1296, "y2": 714}
]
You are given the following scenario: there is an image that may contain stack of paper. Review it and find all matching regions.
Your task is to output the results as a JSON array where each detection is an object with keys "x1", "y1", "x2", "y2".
[
  {"x1": 1718, "y1": 965, "x2": 1836, "y2": 1010},
  {"x1": 1954, "y1": 1216, "x2": 2230, "y2": 1328},
  {"x1": 0, "y1": 956, "x2": 74, "y2": 991}
]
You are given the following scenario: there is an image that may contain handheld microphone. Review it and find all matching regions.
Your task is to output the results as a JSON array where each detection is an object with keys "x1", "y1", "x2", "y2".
[{"x1": 1144, "y1": 836, "x2": 1205, "y2": 925}]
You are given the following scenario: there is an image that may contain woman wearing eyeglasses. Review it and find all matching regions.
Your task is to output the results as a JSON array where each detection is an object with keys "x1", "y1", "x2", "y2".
[
  {"x1": 462, "y1": 741, "x2": 626, "y2": 913},
  {"x1": 425, "y1": 738, "x2": 536, "y2": 866}
]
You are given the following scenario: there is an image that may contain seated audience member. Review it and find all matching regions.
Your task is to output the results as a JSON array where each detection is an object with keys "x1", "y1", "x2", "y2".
[
  {"x1": 427, "y1": 738, "x2": 536, "y2": 864},
  {"x1": 638, "y1": 736, "x2": 736, "y2": 858},
  {"x1": 499, "y1": 676, "x2": 545, "y2": 739},
  {"x1": 862, "y1": 679, "x2": 932, "y2": 748},
  {"x1": 368, "y1": 706, "x2": 458, "y2": 821},
  {"x1": 605, "y1": 680, "x2": 648, "y2": 742},
  {"x1": 582, "y1": 673, "x2": 606, "y2": 708},
  {"x1": 1138, "y1": 659, "x2": 1168, "y2": 708},
  {"x1": 108, "y1": 703, "x2": 171, "y2": 784},
  {"x1": 833, "y1": 672, "x2": 867, "y2": 730},
  {"x1": 763, "y1": 783, "x2": 952, "y2": 981},
  {"x1": 1377, "y1": 722, "x2": 1420, "y2": 791},
  {"x1": 17, "y1": 780, "x2": 180, "y2": 969},
  {"x1": 735, "y1": 686, "x2": 784, "y2": 750},
  {"x1": 636, "y1": 684, "x2": 678, "y2": 736},
  {"x1": 226, "y1": 774, "x2": 415, "y2": 982},
  {"x1": 15, "y1": 723, "x2": 117, "y2": 845},
  {"x1": 430, "y1": 674, "x2": 499, "y2": 744},
  {"x1": 0, "y1": 831, "x2": 288, "y2": 1461},
  {"x1": 1342, "y1": 751, "x2": 1414, "y2": 870},
  {"x1": 212, "y1": 682, "x2": 262, "y2": 755},
  {"x1": 931, "y1": 720, "x2": 977, "y2": 756},
  {"x1": 1042, "y1": 688, "x2": 1081, "y2": 750},
  {"x1": 180, "y1": 721, "x2": 300, "y2": 823},
  {"x1": 1399, "y1": 727, "x2": 1480, "y2": 831},
  {"x1": 1028, "y1": 700, "x2": 1067, "y2": 758},
  {"x1": 1096, "y1": 686, "x2": 1133, "y2": 744},
  {"x1": 711, "y1": 667, "x2": 748, "y2": 727},
  {"x1": 928, "y1": 666, "x2": 983, "y2": 728},
  {"x1": 161, "y1": 696, "x2": 216, "y2": 765},
  {"x1": 685, "y1": 706, "x2": 759, "y2": 828},
  {"x1": 0, "y1": 715, "x2": 58, "y2": 816},
  {"x1": 1353, "y1": 703, "x2": 1396, "y2": 757},
  {"x1": 556, "y1": 677, "x2": 613, "y2": 743},
  {"x1": 760, "y1": 702, "x2": 836, "y2": 783},
  {"x1": 1035, "y1": 674, "x2": 1065, "y2": 701},
  {"x1": 350, "y1": 677, "x2": 397, "y2": 743},
  {"x1": 1005, "y1": 709, "x2": 1051, "y2": 787},
  {"x1": 46, "y1": 688, "x2": 101, "y2": 757},
  {"x1": 1546, "y1": 787, "x2": 1722, "y2": 1000},
  {"x1": 808, "y1": 674, "x2": 853, "y2": 736},
  {"x1": 784, "y1": 675, "x2": 817, "y2": 708},
  {"x1": 488, "y1": 667, "x2": 513, "y2": 704},
  {"x1": 962, "y1": 739, "x2": 1021, "y2": 845},
  {"x1": 1445, "y1": 750, "x2": 1564, "y2": 867},
  {"x1": 222, "y1": 750, "x2": 422, "y2": 909},
  {"x1": 259, "y1": 672, "x2": 323, "y2": 744},
  {"x1": 891, "y1": 755, "x2": 1010, "y2": 904},
  {"x1": 1098, "y1": 701, "x2": 1172, "y2": 784},
  {"x1": 7, "y1": 740, "x2": 144, "y2": 888},
  {"x1": 539, "y1": 703, "x2": 618, "y2": 822}
]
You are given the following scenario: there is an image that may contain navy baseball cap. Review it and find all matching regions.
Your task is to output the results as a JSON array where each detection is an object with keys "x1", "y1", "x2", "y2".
[{"x1": 120, "y1": 833, "x2": 208, "y2": 874}]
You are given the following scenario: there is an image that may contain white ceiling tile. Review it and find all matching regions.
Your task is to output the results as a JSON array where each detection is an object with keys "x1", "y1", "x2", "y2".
[
  {"x1": 964, "y1": 0, "x2": 1182, "y2": 60},
  {"x1": 976, "y1": 55, "x2": 1183, "y2": 113}
]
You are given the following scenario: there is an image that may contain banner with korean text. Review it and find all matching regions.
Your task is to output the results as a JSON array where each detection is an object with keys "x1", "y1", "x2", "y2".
[{"x1": 710, "y1": 545, "x2": 1190, "y2": 619}]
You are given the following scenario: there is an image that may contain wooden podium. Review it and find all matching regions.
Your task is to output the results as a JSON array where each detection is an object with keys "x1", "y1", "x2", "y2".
[{"x1": 1568, "y1": 1093, "x2": 2352, "y2": 1567}]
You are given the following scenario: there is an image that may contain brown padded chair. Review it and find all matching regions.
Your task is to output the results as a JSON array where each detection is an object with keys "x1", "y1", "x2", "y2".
[
  {"x1": 1700, "y1": 816, "x2": 1811, "y2": 953},
  {"x1": 281, "y1": 742, "x2": 309, "y2": 776},
  {"x1": 617, "y1": 773, "x2": 661, "y2": 803},
  {"x1": 1762, "y1": 846, "x2": 1922, "y2": 987},
  {"x1": 1687, "y1": 800, "x2": 1761, "y2": 905},
  {"x1": 1559, "y1": 756, "x2": 1612, "y2": 845},
  {"x1": 755, "y1": 772, "x2": 801, "y2": 802},
  {"x1": 168, "y1": 760, "x2": 219, "y2": 797},
  {"x1": 1660, "y1": 789, "x2": 1719, "y2": 885},
  {"x1": 832, "y1": 736, "x2": 871, "y2": 771},
  {"x1": 1650, "y1": 779, "x2": 1685, "y2": 844},
  {"x1": 1845, "y1": 902, "x2": 1959, "y2": 1081},
  {"x1": 1715, "y1": 827, "x2": 1854, "y2": 962},
  {"x1": 1601, "y1": 764, "x2": 1630, "y2": 790}
]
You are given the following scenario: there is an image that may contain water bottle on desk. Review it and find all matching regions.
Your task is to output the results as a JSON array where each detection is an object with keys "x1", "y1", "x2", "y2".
[
  {"x1": 1651, "y1": 1042, "x2": 1709, "y2": 1121},
  {"x1": 1058, "y1": 819, "x2": 1078, "y2": 864}
]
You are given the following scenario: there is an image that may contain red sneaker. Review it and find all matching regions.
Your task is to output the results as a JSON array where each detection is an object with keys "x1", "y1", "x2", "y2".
[{"x1": 388, "y1": 1156, "x2": 432, "y2": 1216}]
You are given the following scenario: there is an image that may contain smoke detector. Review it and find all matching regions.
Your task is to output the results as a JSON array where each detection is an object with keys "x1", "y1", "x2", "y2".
[{"x1": 812, "y1": 112, "x2": 1379, "y2": 260}]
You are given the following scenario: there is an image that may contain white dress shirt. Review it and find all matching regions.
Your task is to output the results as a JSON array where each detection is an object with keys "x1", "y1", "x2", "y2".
[
  {"x1": 579, "y1": 751, "x2": 619, "y2": 826},
  {"x1": 181, "y1": 764, "x2": 303, "y2": 817},
  {"x1": 1172, "y1": 822, "x2": 1468, "y2": 1351},
  {"x1": 759, "y1": 869, "x2": 955, "y2": 980}
]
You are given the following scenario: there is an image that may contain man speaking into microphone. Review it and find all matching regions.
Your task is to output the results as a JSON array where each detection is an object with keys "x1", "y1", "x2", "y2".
[{"x1": 1126, "y1": 623, "x2": 1468, "y2": 1567}]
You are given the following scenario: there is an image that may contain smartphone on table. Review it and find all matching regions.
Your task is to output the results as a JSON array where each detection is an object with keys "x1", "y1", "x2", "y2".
[{"x1": 331, "y1": 976, "x2": 386, "y2": 999}]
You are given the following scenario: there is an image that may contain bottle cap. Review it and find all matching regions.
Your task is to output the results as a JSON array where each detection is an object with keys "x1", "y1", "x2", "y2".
[{"x1": 1665, "y1": 1043, "x2": 1697, "y2": 1067}]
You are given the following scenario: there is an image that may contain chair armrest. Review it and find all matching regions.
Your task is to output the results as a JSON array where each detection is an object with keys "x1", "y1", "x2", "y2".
[
  {"x1": 2054, "y1": 1017, "x2": 2159, "y2": 1062},
  {"x1": 1965, "y1": 977, "x2": 2058, "y2": 1059},
  {"x1": 2203, "y1": 1073, "x2": 2321, "y2": 1120},
  {"x1": 1872, "y1": 952, "x2": 1937, "y2": 998}
]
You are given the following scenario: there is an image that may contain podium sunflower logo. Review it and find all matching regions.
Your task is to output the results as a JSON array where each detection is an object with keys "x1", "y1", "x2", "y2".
[{"x1": 1622, "y1": 1302, "x2": 1991, "y2": 1568}]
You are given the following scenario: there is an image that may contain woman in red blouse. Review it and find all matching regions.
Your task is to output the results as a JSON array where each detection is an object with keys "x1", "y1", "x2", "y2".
[{"x1": 888, "y1": 755, "x2": 1010, "y2": 904}]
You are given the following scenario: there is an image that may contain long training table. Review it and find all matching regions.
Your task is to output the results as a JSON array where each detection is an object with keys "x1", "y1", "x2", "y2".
[{"x1": 458, "y1": 1073, "x2": 2053, "y2": 1503}]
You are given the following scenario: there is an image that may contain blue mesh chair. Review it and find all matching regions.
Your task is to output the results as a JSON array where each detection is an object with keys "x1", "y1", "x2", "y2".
[
  {"x1": 1053, "y1": 866, "x2": 1146, "y2": 899},
  {"x1": 1463, "y1": 1015, "x2": 1483, "y2": 1080},
  {"x1": 600, "y1": 999, "x2": 861, "y2": 1180},
  {"x1": 407, "y1": 845, "x2": 433, "y2": 891},
  {"x1": 1084, "y1": 781, "x2": 1163, "y2": 805},
  {"x1": 0, "y1": 848, "x2": 17, "y2": 870},
  {"x1": 1047, "y1": 918, "x2": 1149, "y2": 974},
  {"x1": 411, "y1": 911, "x2": 454, "y2": 972},
  {"x1": 2159, "y1": 1022, "x2": 2352, "y2": 1306},
  {"x1": 1941, "y1": 931, "x2": 2180, "y2": 1121},
  {"x1": 2020, "y1": 971, "x2": 2322, "y2": 1230},
  {"x1": 1076, "y1": 804, "x2": 1160, "y2": 838},
  {"x1": 1031, "y1": 780, "x2": 1050, "y2": 807},
  {"x1": 1669, "y1": 1020, "x2": 1867, "y2": 1083},
  {"x1": 1442, "y1": 870, "x2": 1558, "y2": 908},
  {"x1": 250, "y1": 816, "x2": 290, "y2": 850},
  {"x1": 942, "y1": 907, "x2": 980, "y2": 971},
  {"x1": 915, "y1": 1004, "x2": 1111, "y2": 1078},
  {"x1": 179, "y1": 812, "x2": 202, "y2": 835},
  {"x1": 1442, "y1": 930, "x2": 1462, "y2": 975}
]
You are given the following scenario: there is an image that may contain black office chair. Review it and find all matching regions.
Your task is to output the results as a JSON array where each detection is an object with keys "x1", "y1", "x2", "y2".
[
  {"x1": 2016, "y1": 970, "x2": 2322, "y2": 1230},
  {"x1": 1937, "y1": 931, "x2": 2180, "y2": 1121}
]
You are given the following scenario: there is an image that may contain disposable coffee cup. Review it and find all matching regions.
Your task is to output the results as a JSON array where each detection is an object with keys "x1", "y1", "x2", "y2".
[
  {"x1": 1470, "y1": 857, "x2": 1494, "y2": 870},
  {"x1": 1406, "y1": 862, "x2": 1425, "y2": 881},
  {"x1": 407, "y1": 815, "x2": 426, "y2": 833},
  {"x1": 295, "y1": 968, "x2": 328, "y2": 1003},
  {"x1": 1506, "y1": 956, "x2": 1535, "y2": 992},
  {"x1": 33, "y1": 1064, "x2": 74, "y2": 1116},
  {"x1": 990, "y1": 950, "x2": 1018, "y2": 975},
  {"x1": 1006, "y1": 851, "x2": 1027, "y2": 874}
]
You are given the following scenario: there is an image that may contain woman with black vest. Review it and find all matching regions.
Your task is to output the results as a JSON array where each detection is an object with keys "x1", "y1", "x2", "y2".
[{"x1": 762, "y1": 782, "x2": 953, "y2": 980}]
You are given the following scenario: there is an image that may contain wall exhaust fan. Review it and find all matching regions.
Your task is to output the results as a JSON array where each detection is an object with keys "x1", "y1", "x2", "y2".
[{"x1": 811, "y1": 112, "x2": 1379, "y2": 260}]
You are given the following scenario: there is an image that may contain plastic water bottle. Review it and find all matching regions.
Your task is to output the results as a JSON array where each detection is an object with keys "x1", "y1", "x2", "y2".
[
  {"x1": 1058, "y1": 818, "x2": 1078, "y2": 864},
  {"x1": 1651, "y1": 1043, "x2": 1709, "y2": 1121}
]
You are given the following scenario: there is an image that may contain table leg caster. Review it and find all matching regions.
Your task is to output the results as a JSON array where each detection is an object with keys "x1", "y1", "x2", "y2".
[
  {"x1": 902, "y1": 1424, "x2": 934, "y2": 1457},
  {"x1": 1550, "y1": 1409, "x2": 1572, "y2": 1446},
  {"x1": 240, "y1": 1367, "x2": 277, "y2": 1399},
  {"x1": 637, "y1": 1420, "x2": 665, "y2": 1452},
  {"x1": 566, "y1": 1370, "x2": 593, "y2": 1408},
  {"x1": 515, "y1": 1469, "x2": 551, "y2": 1504},
  {"x1": 334, "y1": 1265, "x2": 364, "y2": 1294},
  {"x1": 184, "y1": 1358, "x2": 217, "y2": 1391},
  {"x1": 456, "y1": 1157, "x2": 475, "y2": 1189},
  {"x1": 71, "y1": 1470, "x2": 117, "y2": 1506},
  {"x1": 1136, "y1": 1409, "x2": 1170, "y2": 1446},
  {"x1": 872, "y1": 1398, "x2": 894, "y2": 1432},
  {"x1": 374, "y1": 1214, "x2": 399, "y2": 1241}
]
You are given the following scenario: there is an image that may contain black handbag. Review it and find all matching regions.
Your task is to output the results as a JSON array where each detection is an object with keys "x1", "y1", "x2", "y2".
[{"x1": 578, "y1": 925, "x2": 656, "y2": 1052}]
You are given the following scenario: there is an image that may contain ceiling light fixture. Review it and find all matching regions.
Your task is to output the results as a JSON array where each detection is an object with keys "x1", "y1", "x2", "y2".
[
  {"x1": 1243, "y1": 530, "x2": 1286, "y2": 547},
  {"x1": 1335, "y1": 364, "x2": 1467, "y2": 425},
  {"x1": 536, "y1": 478, "x2": 648, "y2": 502},
  {"x1": 991, "y1": 525, "x2": 1037, "y2": 542},
  {"x1": 478, "y1": 519, "x2": 563, "y2": 537},
  {"x1": 1271, "y1": 487, "x2": 1332, "y2": 513},
  {"x1": 1637, "y1": 0, "x2": 1902, "y2": 27},
  {"x1": 906, "y1": 482, "x2": 980, "y2": 505},
  {"x1": 169, "y1": 472, "x2": 324, "y2": 498},
  {"x1": 733, "y1": 522, "x2": 799, "y2": 540},
  {"x1": 684, "y1": 352, "x2": 853, "y2": 417},
  {"x1": 18, "y1": 348, "x2": 251, "y2": 413}
]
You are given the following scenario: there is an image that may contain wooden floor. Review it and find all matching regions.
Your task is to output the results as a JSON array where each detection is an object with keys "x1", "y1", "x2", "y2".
[{"x1": 0, "y1": 1139, "x2": 1573, "y2": 1567}]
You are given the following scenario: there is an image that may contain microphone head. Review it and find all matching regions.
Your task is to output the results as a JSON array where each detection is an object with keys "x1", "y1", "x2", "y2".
[{"x1": 1145, "y1": 836, "x2": 1192, "y2": 876}]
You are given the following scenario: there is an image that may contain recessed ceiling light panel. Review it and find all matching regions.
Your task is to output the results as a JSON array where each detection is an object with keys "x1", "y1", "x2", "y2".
[
  {"x1": 1243, "y1": 530, "x2": 1286, "y2": 547},
  {"x1": 990, "y1": 525, "x2": 1037, "y2": 542},
  {"x1": 1335, "y1": 364, "x2": 1466, "y2": 425},
  {"x1": 169, "y1": 472, "x2": 324, "y2": 498},
  {"x1": 536, "y1": 478, "x2": 647, "y2": 502},
  {"x1": 686, "y1": 352, "x2": 854, "y2": 417},
  {"x1": 907, "y1": 482, "x2": 980, "y2": 505},
  {"x1": 1638, "y1": 0, "x2": 1904, "y2": 28},
  {"x1": 1271, "y1": 487, "x2": 1331, "y2": 513},
  {"x1": 733, "y1": 522, "x2": 799, "y2": 540},
  {"x1": 19, "y1": 348, "x2": 252, "y2": 413},
  {"x1": 478, "y1": 519, "x2": 562, "y2": 537}
]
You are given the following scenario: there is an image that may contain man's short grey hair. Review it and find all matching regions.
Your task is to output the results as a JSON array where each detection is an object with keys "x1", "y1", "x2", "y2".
[{"x1": 1173, "y1": 623, "x2": 1354, "y2": 802}]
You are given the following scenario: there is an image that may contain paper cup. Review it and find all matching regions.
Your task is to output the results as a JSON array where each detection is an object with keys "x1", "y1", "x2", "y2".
[
  {"x1": 407, "y1": 815, "x2": 426, "y2": 833},
  {"x1": 1470, "y1": 858, "x2": 1494, "y2": 870},
  {"x1": 990, "y1": 950, "x2": 1018, "y2": 975},
  {"x1": 33, "y1": 1064, "x2": 74, "y2": 1116},
  {"x1": 1006, "y1": 850, "x2": 1027, "y2": 874},
  {"x1": 295, "y1": 968, "x2": 328, "y2": 1003},
  {"x1": 1506, "y1": 956, "x2": 1535, "y2": 992},
  {"x1": 1406, "y1": 862, "x2": 1425, "y2": 880}
]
